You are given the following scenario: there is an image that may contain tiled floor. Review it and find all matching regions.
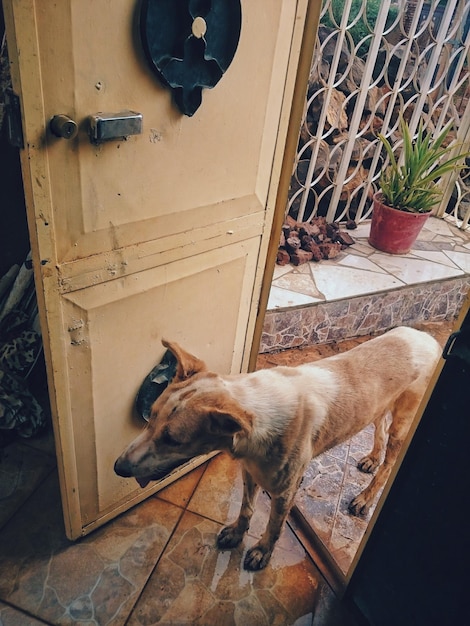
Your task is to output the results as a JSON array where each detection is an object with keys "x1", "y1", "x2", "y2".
[
  {"x1": 268, "y1": 216, "x2": 470, "y2": 310},
  {"x1": 0, "y1": 326, "x2": 456, "y2": 626},
  {"x1": 0, "y1": 436, "x2": 360, "y2": 626}
]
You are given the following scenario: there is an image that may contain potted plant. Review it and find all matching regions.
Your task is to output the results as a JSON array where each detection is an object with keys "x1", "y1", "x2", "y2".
[{"x1": 369, "y1": 117, "x2": 468, "y2": 254}]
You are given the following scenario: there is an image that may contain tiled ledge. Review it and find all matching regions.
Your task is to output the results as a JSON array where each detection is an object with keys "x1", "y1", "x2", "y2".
[
  {"x1": 261, "y1": 276, "x2": 469, "y2": 352},
  {"x1": 261, "y1": 217, "x2": 470, "y2": 353}
]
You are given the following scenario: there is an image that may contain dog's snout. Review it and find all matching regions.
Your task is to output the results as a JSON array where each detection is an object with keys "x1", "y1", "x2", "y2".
[{"x1": 114, "y1": 456, "x2": 133, "y2": 478}]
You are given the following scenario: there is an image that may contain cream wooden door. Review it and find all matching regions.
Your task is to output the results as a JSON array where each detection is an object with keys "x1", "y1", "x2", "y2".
[{"x1": 3, "y1": 0, "x2": 315, "y2": 539}]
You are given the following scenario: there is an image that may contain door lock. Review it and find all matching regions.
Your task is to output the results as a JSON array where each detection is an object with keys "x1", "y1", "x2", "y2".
[
  {"x1": 87, "y1": 111, "x2": 143, "y2": 143},
  {"x1": 49, "y1": 114, "x2": 78, "y2": 139}
]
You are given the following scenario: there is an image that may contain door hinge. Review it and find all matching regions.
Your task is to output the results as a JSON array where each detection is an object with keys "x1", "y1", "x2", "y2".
[
  {"x1": 442, "y1": 329, "x2": 470, "y2": 365},
  {"x1": 5, "y1": 88, "x2": 24, "y2": 149}
]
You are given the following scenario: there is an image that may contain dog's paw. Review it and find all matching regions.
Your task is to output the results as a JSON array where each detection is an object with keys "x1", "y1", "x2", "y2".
[
  {"x1": 348, "y1": 494, "x2": 370, "y2": 517},
  {"x1": 217, "y1": 525, "x2": 245, "y2": 549},
  {"x1": 243, "y1": 545, "x2": 272, "y2": 571},
  {"x1": 357, "y1": 454, "x2": 380, "y2": 474}
]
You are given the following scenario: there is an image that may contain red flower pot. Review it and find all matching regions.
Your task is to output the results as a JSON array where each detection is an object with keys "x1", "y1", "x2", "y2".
[{"x1": 369, "y1": 192, "x2": 431, "y2": 254}]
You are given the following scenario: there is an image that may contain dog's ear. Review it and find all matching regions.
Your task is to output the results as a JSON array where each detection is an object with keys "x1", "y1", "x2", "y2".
[
  {"x1": 162, "y1": 339, "x2": 207, "y2": 382},
  {"x1": 208, "y1": 406, "x2": 253, "y2": 438}
]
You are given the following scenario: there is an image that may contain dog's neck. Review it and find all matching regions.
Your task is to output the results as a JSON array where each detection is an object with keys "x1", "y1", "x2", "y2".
[{"x1": 222, "y1": 375, "x2": 291, "y2": 462}]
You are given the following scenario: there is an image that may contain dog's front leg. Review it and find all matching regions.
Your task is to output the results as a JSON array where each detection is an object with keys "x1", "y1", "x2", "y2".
[
  {"x1": 217, "y1": 468, "x2": 259, "y2": 549},
  {"x1": 243, "y1": 490, "x2": 295, "y2": 571}
]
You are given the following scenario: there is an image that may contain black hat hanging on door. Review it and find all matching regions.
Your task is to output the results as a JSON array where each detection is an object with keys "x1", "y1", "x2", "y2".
[{"x1": 140, "y1": 0, "x2": 242, "y2": 117}]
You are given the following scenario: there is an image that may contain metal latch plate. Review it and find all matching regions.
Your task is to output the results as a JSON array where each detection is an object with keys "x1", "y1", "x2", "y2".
[{"x1": 88, "y1": 110, "x2": 143, "y2": 143}]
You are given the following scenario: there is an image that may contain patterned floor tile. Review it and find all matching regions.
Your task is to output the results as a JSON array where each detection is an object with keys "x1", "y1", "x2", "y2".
[
  {"x1": 127, "y1": 509, "x2": 320, "y2": 626},
  {"x1": 0, "y1": 601, "x2": 48, "y2": 626},
  {"x1": 311, "y1": 262, "x2": 404, "y2": 300},
  {"x1": 156, "y1": 462, "x2": 206, "y2": 509},
  {"x1": 0, "y1": 472, "x2": 183, "y2": 626},
  {"x1": 187, "y1": 452, "x2": 245, "y2": 526},
  {"x1": 187, "y1": 452, "x2": 300, "y2": 551}
]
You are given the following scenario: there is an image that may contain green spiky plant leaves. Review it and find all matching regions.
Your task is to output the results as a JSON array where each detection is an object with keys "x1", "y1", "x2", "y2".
[{"x1": 378, "y1": 117, "x2": 469, "y2": 213}]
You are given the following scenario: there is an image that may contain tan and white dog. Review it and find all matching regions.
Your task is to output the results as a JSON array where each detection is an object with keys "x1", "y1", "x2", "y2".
[{"x1": 114, "y1": 326, "x2": 440, "y2": 570}]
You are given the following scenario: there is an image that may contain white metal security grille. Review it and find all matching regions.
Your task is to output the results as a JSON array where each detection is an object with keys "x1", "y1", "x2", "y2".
[{"x1": 289, "y1": 0, "x2": 470, "y2": 229}]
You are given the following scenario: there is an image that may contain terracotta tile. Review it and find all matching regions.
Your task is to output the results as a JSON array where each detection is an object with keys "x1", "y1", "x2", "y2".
[
  {"x1": 187, "y1": 453, "x2": 245, "y2": 525},
  {"x1": 0, "y1": 472, "x2": 183, "y2": 625},
  {"x1": 0, "y1": 601, "x2": 47, "y2": 626},
  {"x1": 187, "y1": 453, "x2": 301, "y2": 550},
  {"x1": 156, "y1": 462, "x2": 207, "y2": 508},
  {"x1": 128, "y1": 509, "x2": 320, "y2": 626}
]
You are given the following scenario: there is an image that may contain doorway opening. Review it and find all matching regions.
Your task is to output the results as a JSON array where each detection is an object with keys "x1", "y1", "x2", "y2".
[{"x1": 259, "y1": 0, "x2": 470, "y2": 586}]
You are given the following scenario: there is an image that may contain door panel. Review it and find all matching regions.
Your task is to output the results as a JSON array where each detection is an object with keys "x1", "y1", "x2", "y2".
[
  {"x1": 63, "y1": 240, "x2": 259, "y2": 527},
  {"x1": 3, "y1": 0, "x2": 313, "y2": 538},
  {"x1": 36, "y1": 1, "x2": 290, "y2": 264}
]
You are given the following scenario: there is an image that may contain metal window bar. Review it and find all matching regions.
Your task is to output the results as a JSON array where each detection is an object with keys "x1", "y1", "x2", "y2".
[{"x1": 289, "y1": 0, "x2": 470, "y2": 230}]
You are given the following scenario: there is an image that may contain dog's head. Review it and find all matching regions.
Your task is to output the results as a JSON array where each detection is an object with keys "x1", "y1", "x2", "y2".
[{"x1": 114, "y1": 340, "x2": 253, "y2": 488}]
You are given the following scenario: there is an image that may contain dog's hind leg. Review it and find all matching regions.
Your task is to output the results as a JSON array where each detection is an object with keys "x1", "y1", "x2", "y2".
[
  {"x1": 349, "y1": 389, "x2": 420, "y2": 516},
  {"x1": 357, "y1": 411, "x2": 390, "y2": 474},
  {"x1": 217, "y1": 468, "x2": 259, "y2": 549}
]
